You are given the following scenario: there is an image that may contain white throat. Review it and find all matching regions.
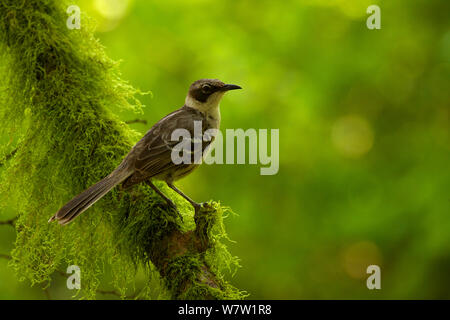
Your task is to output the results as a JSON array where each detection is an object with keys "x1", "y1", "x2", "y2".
[{"x1": 185, "y1": 92, "x2": 224, "y2": 128}]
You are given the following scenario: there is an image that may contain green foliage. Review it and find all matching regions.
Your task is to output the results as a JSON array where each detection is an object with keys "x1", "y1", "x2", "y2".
[
  {"x1": 1, "y1": 0, "x2": 448, "y2": 300},
  {"x1": 0, "y1": 0, "x2": 243, "y2": 299},
  {"x1": 103, "y1": 0, "x2": 447, "y2": 299}
]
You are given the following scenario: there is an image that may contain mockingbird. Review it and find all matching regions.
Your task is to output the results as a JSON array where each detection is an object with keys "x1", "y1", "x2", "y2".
[{"x1": 49, "y1": 79, "x2": 241, "y2": 225}]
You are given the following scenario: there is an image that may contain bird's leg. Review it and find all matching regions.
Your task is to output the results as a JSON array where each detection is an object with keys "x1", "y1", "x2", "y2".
[
  {"x1": 167, "y1": 183, "x2": 203, "y2": 212},
  {"x1": 145, "y1": 180, "x2": 183, "y2": 222}
]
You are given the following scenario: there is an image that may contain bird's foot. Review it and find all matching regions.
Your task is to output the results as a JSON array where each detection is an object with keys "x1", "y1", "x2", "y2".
[
  {"x1": 192, "y1": 202, "x2": 201, "y2": 213},
  {"x1": 192, "y1": 202, "x2": 213, "y2": 213}
]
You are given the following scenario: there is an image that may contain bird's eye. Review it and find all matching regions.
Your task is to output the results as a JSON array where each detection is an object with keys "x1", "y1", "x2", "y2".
[{"x1": 201, "y1": 84, "x2": 212, "y2": 94}]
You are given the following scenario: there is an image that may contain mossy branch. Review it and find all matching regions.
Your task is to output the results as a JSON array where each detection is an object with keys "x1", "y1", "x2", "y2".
[
  {"x1": 0, "y1": 0, "x2": 245, "y2": 299},
  {"x1": 0, "y1": 216, "x2": 17, "y2": 226},
  {"x1": 0, "y1": 254, "x2": 135, "y2": 299},
  {"x1": 125, "y1": 119, "x2": 148, "y2": 125}
]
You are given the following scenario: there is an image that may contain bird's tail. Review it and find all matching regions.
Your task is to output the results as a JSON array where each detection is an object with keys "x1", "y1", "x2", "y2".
[{"x1": 49, "y1": 168, "x2": 132, "y2": 225}]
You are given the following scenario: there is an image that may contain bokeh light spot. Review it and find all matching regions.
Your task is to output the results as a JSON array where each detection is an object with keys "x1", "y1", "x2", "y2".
[
  {"x1": 94, "y1": 0, "x2": 130, "y2": 20},
  {"x1": 331, "y1": 115, "x2": 374, "y2": 158},
  {"x1": 341, "y1": 241, "x2": 382, "y2": 279}
]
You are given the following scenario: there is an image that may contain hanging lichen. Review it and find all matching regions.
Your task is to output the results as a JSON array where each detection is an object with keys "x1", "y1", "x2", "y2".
[{"x1": 0, "y1": 0, "x2": 246, "y2": 300}]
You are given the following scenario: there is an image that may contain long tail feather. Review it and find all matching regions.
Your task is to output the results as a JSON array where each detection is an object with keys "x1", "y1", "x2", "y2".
[{"x1": 49, "y1": 169, "x2": 131, "y2": 225}]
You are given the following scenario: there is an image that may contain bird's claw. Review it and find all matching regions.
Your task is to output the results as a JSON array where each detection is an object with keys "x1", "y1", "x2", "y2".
[
  {"x1": 193, "y1": 202, "x2": 213, "y2": 213},
  {"x1": 192, "y1": 202, "x2": 202, "y2": 213}
]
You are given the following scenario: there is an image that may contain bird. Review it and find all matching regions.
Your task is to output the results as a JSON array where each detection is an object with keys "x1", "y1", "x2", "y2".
[{"x1": 49, "y1": 79, "x2": 241, "y2": 225}]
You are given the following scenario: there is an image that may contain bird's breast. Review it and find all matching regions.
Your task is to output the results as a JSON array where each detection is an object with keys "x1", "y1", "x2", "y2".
[{"x1": 205, "y1": 106, "x2": 221, "y2": 130}]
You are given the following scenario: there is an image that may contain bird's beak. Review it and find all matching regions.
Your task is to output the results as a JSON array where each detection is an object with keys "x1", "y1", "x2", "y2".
[{"x1": 221, "y1": 84, "x2": 242, "y2": 91}]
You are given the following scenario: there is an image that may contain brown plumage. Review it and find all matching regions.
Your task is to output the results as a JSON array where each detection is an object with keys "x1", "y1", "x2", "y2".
[{"x1": 49, "y1": 79, "x2": 241, "y2": 225}]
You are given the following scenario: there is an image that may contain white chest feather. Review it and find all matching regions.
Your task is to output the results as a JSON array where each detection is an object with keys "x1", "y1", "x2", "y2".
[
  {"x1": 206, "y1": 106, "x2": 221, "y2": 129},
  {"x1": 185, "y1": 92, "x2": 223, "y2": 129}
]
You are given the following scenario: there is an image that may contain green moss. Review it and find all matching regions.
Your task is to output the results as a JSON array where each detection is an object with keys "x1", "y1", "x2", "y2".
[{"x1": 0, "y1": 0, "x2": 244, "y2": 299}]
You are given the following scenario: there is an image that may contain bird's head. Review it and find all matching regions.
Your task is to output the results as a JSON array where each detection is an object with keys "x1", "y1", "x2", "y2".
[{"x1": 185, "y1": 79, "x2": 241, "y2": 112}]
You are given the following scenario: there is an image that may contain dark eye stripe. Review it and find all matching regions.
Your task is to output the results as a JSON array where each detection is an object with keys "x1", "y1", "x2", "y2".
[
  {"x1": 188, "y1": 81, "x2": 224, "y2": 103},
  {"x1": 192, "y1": 88, "x2": 211, "y2": 102}
]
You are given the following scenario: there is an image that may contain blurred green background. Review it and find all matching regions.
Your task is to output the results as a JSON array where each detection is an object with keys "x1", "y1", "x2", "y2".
[{"x1": 1, "y1": 0, "x2": 449, "y2": 299}]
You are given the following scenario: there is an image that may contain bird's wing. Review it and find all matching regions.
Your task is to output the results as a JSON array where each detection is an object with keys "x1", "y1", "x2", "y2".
[{"x1": 132, "y1": 107, "x2": 210, "y2": 180}]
